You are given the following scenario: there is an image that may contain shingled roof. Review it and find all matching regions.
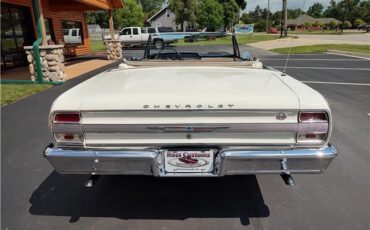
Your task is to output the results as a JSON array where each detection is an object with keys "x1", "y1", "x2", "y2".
[{"x1": 287, "y1": 14, "x2": 340, "y2": 26}]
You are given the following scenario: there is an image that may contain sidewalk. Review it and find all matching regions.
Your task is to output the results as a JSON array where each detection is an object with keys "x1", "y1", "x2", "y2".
[
  {"x1": 65, "y1": 59, "x2": 116, "y2": 80},
  {"x1": 249, "y1": 33, "x2": 370, "y2": 50}
]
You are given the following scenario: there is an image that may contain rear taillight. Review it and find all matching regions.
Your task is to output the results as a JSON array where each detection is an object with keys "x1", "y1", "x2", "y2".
[
  {"x1": 51, "y1": 112, "x2": 83, "y2": 145},
  {"x1": 297, "y1": 111, "x2": 329, "y2": 144},
  {"x1": 54, "y1": 133, "x2": 84, "y2": 143},
  {"x1": 299, "y1": 112, "x2": 327, "y2": 123},
  {"x1": 296, "y1": 133, "x2": 328, "y2": 143},
  {"x1": 53, "y1": 113, "x2": 80, "y2": 123}
]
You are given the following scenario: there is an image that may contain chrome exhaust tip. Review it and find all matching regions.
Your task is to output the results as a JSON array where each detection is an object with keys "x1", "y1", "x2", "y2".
[
  {"x1": 281, "y1": 173, "x2": 295, "y2": 186},
  {"x1": 84, "y1": 175, "x2": 99, "y2": 188}
]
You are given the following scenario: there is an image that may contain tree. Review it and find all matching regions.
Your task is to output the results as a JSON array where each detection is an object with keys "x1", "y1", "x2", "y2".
[
  {"x1": 324, "y1": 0, "x2": 342, "y2": 18},
  {"x1": 358, "y1": 1, "x2": 370, "y2": 23},
  {"x1": 240, "y1": 12, "x2": 253, "y2": 24},
  {"x1": 272, "y1": 11, "x2": 282, "y2": 26},
  {"x1": 307, "y1": 2, "x2": 324, "y2": 18},
  {"x1": 287, "y1": 9, "x2": 302, "y2": 19},
  {"x1": 220, "y1": 0, "x2": 239, "y2": 31},
  {"x1": 261, "y1": 8, "x2": 270, "y2": 20},
  {"x1": 235, "y1": 0, "x2": 247, "y2": 10},
  {"x1": 114, "y1": 0, "x2": 144, "y2": 29},
  {"x1": 169, "y1": 0, "x2": 197, "y2": 31},
  {"x1": 254, "y1": 19, "x2": 270, "y2": 32},
  {"x1": 196, "y1": 0, "x2": 223, "y2": 31},
  {"x1": 85, "y1": 11, "x2": 110, "y2": 28},
  {"x1": 86, "y1": 12, "x2": 97, "y2": 24},
  {"x1": 137, "y1": 0, "x2": 163, "y2": 14},
  {"x1": 338, "y1": 0, "x2": 361, "y2": 29},
  {"x1": 252, "y1": 5, "x2": 262, "y2": 21},
  {"x1": 137, "y1": 0, "x2": 163, "y2": 20},
  {"x1": 328, "y1": 20, "x2": 338, "y2": 30}
]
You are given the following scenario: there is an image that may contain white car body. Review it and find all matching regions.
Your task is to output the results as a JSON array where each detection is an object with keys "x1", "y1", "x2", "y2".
[{"x1": 45, "y1": 59, "x2": 337, "y2": 180}]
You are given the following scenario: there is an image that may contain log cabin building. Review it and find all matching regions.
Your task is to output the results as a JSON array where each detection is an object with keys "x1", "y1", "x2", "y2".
[{"x1": 1, "y1": 0, "x2": 123, "y2": 71}]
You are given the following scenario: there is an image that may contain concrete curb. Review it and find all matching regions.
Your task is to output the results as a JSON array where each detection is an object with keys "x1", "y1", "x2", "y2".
[{"x1": 326, "y1": 49, "x2": 370, "y2": 59}]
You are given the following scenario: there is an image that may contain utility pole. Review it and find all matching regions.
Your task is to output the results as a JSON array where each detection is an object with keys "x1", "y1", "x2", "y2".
[
  {"x1": 280, "y1": 0, "x2": 288, "y2": 37},
  {"x1": 284, "y1": 0, "x2": 288, "y2": 36},
  {"x1": 280, "y1": 0, "x2": 284, "y2": 37},
  {"x1": 266, "y1": 0, "x2": 270, "y2": 33}
]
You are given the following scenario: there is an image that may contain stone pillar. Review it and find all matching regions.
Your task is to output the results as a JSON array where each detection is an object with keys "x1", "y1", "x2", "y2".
[
  {"x1": 105, "y1": 40, "x2": 122, "y2": 60},
  {"x1": 24, "y1": 45, "x2": 66, "y2": 82}
]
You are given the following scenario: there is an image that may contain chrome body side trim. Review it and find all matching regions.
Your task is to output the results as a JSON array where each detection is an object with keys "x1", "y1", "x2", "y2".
[
  {"x1": 82, "y1": 123, "x2": 298, "y2": 133},
  {"x1": 82, "y1": 123, "x2": 328, "y2": 134},
  {"x1": 52, "y1": 124, "x2": 82, "y2": 134},
  {"x1": 44, "y1": 144, "x2": 338, "y2": 176}
]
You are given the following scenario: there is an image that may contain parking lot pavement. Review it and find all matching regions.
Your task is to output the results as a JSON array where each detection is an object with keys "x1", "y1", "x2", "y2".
[
  {"x1": 1, "y1": 53, "x2": 369, "y2": 230},
  {"x1": 260, "y1": 54, "x2": 370, "y2": 85}
]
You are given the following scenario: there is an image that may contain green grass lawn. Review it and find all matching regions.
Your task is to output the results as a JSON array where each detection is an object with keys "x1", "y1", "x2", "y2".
[
  {"x1": 271, "y1": 44, "x2": 370, "y2": 54},
  {"x1": 90, "y1": 40, "x2": 106, "y2": 53},
  {"x1": 1, "y1": 84, "x2": 51, "y2": 106},
  {"x1": 175, "y1": 34, "x2": 281, "y2": 46}
]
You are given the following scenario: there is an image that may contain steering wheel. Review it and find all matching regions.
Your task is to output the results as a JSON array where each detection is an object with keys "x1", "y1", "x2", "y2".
[{"x1": 154, "y1": 47, "x2": 183, "y2": 60}]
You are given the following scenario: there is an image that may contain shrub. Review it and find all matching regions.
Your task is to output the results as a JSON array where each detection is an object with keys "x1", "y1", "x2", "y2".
[
  {"x1": 303, "y1": 22, "x2": 312, "y2": 30},
  {"x1": 254, "y1": 19, "x2": 269, "y2": 32},
  {"x1": 354, "y1": 19, "x2": 365, "y2": 28},
  {"x1": 328, "y1": 20, "x2": 338, "y2": 30},
  {"x1": 343, "y1": 20, "x2": 352, "y2": 29}
]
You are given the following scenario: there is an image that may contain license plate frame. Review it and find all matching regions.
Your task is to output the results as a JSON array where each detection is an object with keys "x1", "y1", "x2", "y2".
[{"x1": 164, "y1": 150, "x2": 214, "y2": 173}]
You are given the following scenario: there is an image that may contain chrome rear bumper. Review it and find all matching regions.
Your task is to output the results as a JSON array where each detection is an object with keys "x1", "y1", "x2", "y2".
[{"x1": 44, "y1": 145, "x2": 338, "y2": 176}]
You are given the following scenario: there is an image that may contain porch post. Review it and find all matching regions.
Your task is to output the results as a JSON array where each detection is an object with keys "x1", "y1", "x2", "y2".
[
  {"x1": 105, "y1": 9, "x2": 122, "y2": 60},
  {"x1": 108, "y1": 9, "x2": 115, "y2": 40},
  {"x1": 36, "y1": 0, "x2": 48, "y2": 45}
]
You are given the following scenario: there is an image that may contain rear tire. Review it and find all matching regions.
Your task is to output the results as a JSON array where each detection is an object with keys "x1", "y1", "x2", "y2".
[{"x1": 154, "y1": 39, "x2": 164, "y2": 49}]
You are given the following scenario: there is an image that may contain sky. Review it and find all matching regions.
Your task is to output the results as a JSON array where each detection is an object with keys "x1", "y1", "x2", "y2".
[{"x1": 244, "y1": 0, "x2": 339, "y2": 12}]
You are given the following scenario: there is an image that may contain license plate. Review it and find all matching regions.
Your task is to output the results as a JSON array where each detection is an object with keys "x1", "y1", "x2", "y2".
[{"x1": 164, "y1": 150, "x2": 214, "y2": 173}]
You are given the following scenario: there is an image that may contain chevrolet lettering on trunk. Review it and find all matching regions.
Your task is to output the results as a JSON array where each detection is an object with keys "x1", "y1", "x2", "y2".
[
  {"x1": 143, "y1": 104, "x2": 235, "y2": 109},
  {"x1": 44, "y1": 35, "x2": 337, "y2": 187}
]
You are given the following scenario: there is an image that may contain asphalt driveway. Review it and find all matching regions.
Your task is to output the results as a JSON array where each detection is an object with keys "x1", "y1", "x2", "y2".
[{"x1": 1, "y1": 50, "x2": 369, "y2": 230}]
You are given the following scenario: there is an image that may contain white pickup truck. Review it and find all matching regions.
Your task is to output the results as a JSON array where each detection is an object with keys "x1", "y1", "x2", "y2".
[
  {"x1": 63, "y1": 28, "x2": 82, "y2": 44},
  {"x1": 105, "y1": 27, "x2": 177, "y2": 49}
]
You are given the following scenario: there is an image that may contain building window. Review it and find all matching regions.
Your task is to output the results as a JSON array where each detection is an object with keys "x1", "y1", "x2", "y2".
[
  {"x1": 44, "y1": 17, "x2": 55, "y2": 44},
  {"x1": 62, "y1": 20, "x2": 83, "y2": 45}
]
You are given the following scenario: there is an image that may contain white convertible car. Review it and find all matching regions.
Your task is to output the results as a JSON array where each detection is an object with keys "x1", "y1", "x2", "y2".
[{"x1": 45, "y1": 36, "x2": 337, "y2": 186}]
